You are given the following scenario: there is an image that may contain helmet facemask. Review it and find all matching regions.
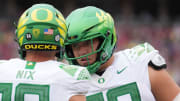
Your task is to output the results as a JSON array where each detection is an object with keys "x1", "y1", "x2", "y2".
[{"x1": 65, "y1": 30, "x2": 114, "y2": 73}]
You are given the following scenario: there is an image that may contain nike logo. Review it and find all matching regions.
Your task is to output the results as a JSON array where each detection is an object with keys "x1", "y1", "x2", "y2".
[{"x1": 117, "y1": 66, "x2": 127, "y2": 74}]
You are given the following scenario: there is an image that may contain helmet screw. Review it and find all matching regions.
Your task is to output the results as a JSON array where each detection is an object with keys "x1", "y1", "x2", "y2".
[
  {"x1": 106, "y1": 30, "x2": 110, "y2": 36},
  {"x1": 102, "y1": 52, "x2": 107, "y2": 60}
]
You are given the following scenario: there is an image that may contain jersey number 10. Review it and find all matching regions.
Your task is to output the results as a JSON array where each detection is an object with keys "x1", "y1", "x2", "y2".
[
  {"x1": 87, "y1": 82, "x2": 141, "y2": 101},
  {"x1": 0, "y1": 83, "x2": 49, "y2": 101}
]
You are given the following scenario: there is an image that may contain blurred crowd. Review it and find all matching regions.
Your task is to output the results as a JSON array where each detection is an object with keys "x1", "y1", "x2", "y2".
[
  {"x1": 114, "y1": 15, "x2": 180, "y2": 85},
  {"x1": 0, "y1": 19, "x2": 18, "y2": 59}
]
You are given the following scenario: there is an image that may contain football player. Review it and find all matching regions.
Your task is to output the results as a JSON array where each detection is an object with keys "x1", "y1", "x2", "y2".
[
  {"x1": 64, "y1": 6, "x2": 180, "y2": 101},
  {"x1": 0, "y1": 4, "x2": 90, "y2": 101}
]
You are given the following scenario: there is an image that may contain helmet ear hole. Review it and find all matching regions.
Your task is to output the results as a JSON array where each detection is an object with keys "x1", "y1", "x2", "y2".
[
  {"x1": 55, "y1": 12, "x2": 59, "y2": 18},
  {"x1": 106, "y1": 30, "x2": 110, "y2": 36},
  {"x1": 26, "y1": 12, "x2": 29, "y2": 17},
  {"x1": 68, "y1": 35, "x2": 78, "y2": 40},
  {"x1": 105, "y1": 30, "x2": 114, "y2": 45}
]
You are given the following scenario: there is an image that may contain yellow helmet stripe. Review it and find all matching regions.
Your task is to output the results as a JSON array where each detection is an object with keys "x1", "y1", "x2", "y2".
[
  {"x1": 57, "y1": 27, "x2": 66, "y2": 46},
  {"x1": 56, "y1": 18, "x2": 67, "y2": 32},
  {"x1": 18, "y1": 26, "x2": 27, "y2": 38},
  {"x1": 19, "y1": 36, "x2": 24, "y2": 46},
  {"x1": 17, "y1": 18, "x2": 28, "y2": 29}
]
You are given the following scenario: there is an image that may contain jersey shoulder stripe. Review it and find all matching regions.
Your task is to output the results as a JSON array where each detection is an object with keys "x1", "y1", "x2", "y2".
[
  {"x1": 59, "y1": 64, "x2": 90, "y2": 80},
  {"x1": 122, "y1": 42, "x2": 157, "y2": 62}
]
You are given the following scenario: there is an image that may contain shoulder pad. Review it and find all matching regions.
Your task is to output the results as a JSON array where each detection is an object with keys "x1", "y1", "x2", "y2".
[
  {"x1": 123, "y1": 42, "x2": 156, "y2": 61},
  {"x1": 148, "y1": 61, "x2": 166, "y2": 70},
  {"x1": 131, "y1": 42, "x2": 155, "y2": 55},
  {"x1": 0, "y1": 60, "x2": 7, "y2": 64},
  {"x1": 148, "y1": 53, "x2": 167, "y2": 70}
]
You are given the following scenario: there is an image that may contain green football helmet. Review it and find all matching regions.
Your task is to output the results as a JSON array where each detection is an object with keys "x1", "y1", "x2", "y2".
[
  {"x1": 65, "y1": 6, "x2": 117, "y2": 74},
  {"x1": 15, "y1": 4, "x2": 67, "y2": 59}
]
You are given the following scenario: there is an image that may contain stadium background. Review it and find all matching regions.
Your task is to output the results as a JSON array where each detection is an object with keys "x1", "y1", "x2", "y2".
[{"x1": 0, "y1": 0, "x2": 180, "y2": 85}]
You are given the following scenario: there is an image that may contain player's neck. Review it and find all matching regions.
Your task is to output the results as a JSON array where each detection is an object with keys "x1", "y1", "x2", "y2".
[
  {"x1": 25, "y1": 51, "x2": 57, "y2": 62},
  {"x1": 98, "y1": 55, "x2": 114, "y2": 72}
]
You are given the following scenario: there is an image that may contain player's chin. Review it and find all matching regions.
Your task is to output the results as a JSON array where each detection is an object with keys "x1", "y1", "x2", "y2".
[
  {"x1": 77, "y1": 61, "x2": 90, "y2": 66},
  {"x1": 79, "y1": 62, "x2": 89, "y2": 66}
]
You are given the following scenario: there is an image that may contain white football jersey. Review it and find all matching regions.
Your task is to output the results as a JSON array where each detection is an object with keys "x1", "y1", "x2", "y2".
[
  {"x1": 0, "y1": 58, "x2": 90, "y2": 101},
  {"x1": 0, "y1": 60, "x2": 7, "y2": 63},
  {"x1": 86, "y1": 43, "x2": 159, "y2": 101}
]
